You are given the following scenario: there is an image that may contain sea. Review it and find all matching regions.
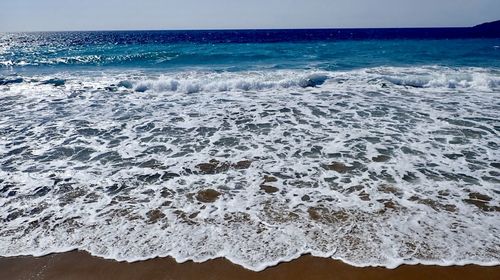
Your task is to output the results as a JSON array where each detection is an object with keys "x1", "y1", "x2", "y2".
[{"x1": 0, "y1": 29, "x2": 499, "y2": 271}]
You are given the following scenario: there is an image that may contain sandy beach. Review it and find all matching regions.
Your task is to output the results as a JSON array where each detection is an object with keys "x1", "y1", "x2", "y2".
[{"x1": 1, "y1": 251, "x2": 499, "y2": 280}]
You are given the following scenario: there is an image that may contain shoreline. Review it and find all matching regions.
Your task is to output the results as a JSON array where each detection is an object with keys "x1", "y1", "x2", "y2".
[{"x1": 1, "y1": 251, "x2": 499, "y2": 280}]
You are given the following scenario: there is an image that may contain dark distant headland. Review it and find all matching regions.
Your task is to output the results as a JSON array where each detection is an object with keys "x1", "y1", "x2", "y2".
[{"x1": 472, "y1": 20, "x2": 500, "y2": 32}]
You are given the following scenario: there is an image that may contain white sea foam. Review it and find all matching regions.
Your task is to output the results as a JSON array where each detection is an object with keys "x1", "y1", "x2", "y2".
[
  {"x1": 111, "y1": 67, "x2": 499, "y2": 93},
  {"x1": 0, "y1": 66, "x2": 499, "y2": 271}
]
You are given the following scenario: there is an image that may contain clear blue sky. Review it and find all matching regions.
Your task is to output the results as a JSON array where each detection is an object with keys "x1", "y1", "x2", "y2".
[{"x1": 1, "y1": 0, "x2": 499, "y2": 32}]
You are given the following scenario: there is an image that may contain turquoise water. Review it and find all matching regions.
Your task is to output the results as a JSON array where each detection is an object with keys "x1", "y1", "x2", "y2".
[
  {"x1": 1, "y1": 32, "x2": 500, "y2": 72},
  {"x1": 0, "y1": 31, "x2": 499, "y2": 270}
]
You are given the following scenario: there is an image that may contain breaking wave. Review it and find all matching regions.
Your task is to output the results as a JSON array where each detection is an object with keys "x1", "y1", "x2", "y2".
[{"x1": 3, "y1": 66, "x2": 498, "y2": 94}]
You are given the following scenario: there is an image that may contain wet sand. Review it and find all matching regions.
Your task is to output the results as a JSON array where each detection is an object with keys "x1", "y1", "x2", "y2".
[{"x1": 1, "y1": 251, "x2": 499, "y2": 280}]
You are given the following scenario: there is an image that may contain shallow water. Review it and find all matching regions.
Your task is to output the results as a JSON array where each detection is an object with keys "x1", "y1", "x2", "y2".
[{"x1": 0, "y1": 31, "x2": 499, "y2": 270}]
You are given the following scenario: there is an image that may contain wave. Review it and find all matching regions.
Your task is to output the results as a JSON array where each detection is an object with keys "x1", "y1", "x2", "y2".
[
  {"x1": 111, "y1": 66, "x2": 499, "y2": 93},
  {"x1": 3, "y1": 66, "x2": 497, "y2": 94},
  {"x1": 129, "y1": 72, "x2": 330, "y2": 93},
  {"x1": 376, "y1": 67, "x2": 500, "y2": 89}
]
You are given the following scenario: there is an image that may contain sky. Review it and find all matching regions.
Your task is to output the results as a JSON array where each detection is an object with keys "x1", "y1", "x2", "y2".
[{"x1": 0, "y1": 0, "x2": 499, "y2": 32}]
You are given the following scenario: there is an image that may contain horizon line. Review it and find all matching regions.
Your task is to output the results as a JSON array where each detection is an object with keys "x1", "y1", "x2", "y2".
[{"x1": 1, "y1": 23, "x2": 491, "y2": 34}]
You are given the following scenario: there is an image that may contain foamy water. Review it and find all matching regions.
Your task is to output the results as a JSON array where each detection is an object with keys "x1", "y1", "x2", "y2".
[{"x1": 1, "y1": 66, "x2": 499, "y2": 270}]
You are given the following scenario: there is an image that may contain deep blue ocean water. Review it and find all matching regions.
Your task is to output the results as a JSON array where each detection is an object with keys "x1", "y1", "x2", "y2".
[
  {"x1": 0, "y1": 29, "x2": 499, "y2": 270},
  {"x1": 1, "y1": 29, "x2": 500, "y2": 74}
]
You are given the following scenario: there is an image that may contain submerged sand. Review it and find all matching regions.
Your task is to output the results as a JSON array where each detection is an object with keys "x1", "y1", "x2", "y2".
[{"x1": 1, "y1": 251, "x2": 499, "y2": 280}]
